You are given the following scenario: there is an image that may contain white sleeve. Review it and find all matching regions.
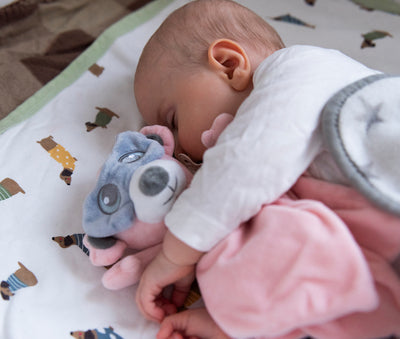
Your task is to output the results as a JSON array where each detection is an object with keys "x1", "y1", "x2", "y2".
[{"x1": 166, "y1": 45, "x2": 380, "y2": 252}]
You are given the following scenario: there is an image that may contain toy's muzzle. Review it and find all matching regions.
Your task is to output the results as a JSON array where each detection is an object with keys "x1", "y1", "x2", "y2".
[{"x1": 129, "y1": 159, "x2": 187, "y2": 224}]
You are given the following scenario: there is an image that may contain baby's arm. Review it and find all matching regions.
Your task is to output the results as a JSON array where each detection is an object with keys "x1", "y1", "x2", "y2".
[{"x1": 136, "y1": 231, "x2": 203, "y2": 322}]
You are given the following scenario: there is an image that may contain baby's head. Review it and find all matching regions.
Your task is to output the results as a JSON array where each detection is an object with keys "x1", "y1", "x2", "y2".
[{"x1": 134, "y1": 0, "x2": 284, "y2": 162}]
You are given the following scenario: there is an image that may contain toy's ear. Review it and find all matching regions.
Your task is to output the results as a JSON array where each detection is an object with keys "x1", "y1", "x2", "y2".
[
  {"x1": 201, "y1": 113, "x2": 234, "y2": 149},
  {"x1": 140, "y1": 125, "x2": 175, "y2": 156}
]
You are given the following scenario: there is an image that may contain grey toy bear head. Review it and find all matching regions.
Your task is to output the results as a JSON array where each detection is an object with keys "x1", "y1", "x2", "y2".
[{"x1": 82, "y1": 131, "x2": 165, "y2": 248}]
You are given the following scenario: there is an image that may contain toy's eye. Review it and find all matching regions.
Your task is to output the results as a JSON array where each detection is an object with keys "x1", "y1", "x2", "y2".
[
  {"x1": 119, "y1": 151, "x2": 144, "y2": 163},
  {"x1": 98, "y1": 184, "x2": 121, "y2": 215}
]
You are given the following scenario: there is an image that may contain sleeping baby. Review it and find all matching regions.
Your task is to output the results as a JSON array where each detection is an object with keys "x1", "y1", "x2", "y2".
[{"x1": 133, "y1": 0, "x2": 400, "y2": 338}]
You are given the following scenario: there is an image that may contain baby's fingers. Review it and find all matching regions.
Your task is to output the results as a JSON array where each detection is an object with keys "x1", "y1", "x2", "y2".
[
  {"x1": 157, "y1": 312, "x2": 197, "y2": 339},
  {"x1": 156, "y1": 295, "x2": 178, "y2": 316},
  {"x1": 158, "y1": 309, "x2": 228, "y2": 339},
  {"x1": 135, "y1": 278, "x2": 165, "y2": 322},
  {"x1": 171, "y1": 273, "x2": 195, "y2": 307}
]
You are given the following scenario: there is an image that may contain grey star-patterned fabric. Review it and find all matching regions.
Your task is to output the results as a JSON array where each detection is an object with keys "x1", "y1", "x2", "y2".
[{"x1": 322, "y1": 74, "x2": 400, "y2": 216}]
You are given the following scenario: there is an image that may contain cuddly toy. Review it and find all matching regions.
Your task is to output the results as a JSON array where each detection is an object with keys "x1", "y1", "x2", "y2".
[
  {"x1": 81, "y1": 116, "x2": 235, "y2": 291},
  {"x1": 82, "y1": 125, "x2": 192, "y2": 290}
]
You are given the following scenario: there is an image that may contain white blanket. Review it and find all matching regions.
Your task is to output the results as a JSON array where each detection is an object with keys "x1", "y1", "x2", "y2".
[{"x1": 0, "y1": 0, "x2": 399, "y2": 338}]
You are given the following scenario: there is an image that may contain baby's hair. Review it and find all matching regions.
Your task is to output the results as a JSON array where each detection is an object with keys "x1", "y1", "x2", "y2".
[{"x1": 137, "y1": 0, "x2": 284, "y2": 71}]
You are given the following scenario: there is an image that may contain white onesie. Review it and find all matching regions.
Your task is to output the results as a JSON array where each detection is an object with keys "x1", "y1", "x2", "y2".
[{"x1": 165, "y1": 45, "x2": 380, "y2": 252}]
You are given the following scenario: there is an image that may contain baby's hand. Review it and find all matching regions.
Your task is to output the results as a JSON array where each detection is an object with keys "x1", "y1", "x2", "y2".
[
  {"x1": 157, "y1": 308, "x2": 230, "y2": 339},
  {"x1": 135, "y1": 248, "x2": 196, "y2": 322},
  {"x1": 136, "y1": 231, "x2": 204, "y2": 322}
]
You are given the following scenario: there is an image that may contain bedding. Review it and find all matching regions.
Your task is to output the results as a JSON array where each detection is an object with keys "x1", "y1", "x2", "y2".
[
  {"x1": 0, "y1": 0, "x2": 154, "y2": 121},
  {"x1": 0, "y1": 0, "x2": 399, "y2": 338}
]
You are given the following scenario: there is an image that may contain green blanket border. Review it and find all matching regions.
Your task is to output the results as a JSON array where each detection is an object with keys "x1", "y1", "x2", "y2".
[{"x1": 0, "y1": 0, "x2": 173, "y2": 135}]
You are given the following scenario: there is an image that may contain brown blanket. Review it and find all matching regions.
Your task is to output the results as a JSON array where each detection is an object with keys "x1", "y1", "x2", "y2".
[{"x1": 0, "y1": 0, "x2": 152, "y2": 120}]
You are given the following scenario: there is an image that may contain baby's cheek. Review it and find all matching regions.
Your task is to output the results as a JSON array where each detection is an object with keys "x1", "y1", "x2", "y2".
[{"x1": 178, "y1": 132, "x2": 206, "y2": 163}]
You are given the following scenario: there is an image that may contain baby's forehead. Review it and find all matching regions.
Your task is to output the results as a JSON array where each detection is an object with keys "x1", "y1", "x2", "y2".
[
  {"x1": 134, "y1": 64, "x2": 166, "y2": 125},
  {"x1": 137, "y1": 40, "x2": 173, "y2": 77},
  {"x1": 137, "y1": 53, "x2": 180, "y2": 92}
]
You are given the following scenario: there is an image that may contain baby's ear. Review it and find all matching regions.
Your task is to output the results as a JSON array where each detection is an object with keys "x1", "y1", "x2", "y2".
[
  {"x1": 140, "y1": 125, "x2": 175, "y2": 156},
  {"x1": 208, "y1": 39, "x2": 252, "y2": 91}
]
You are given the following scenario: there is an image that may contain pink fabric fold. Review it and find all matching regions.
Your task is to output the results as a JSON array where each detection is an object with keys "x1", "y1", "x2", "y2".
[{"x1": 197, "y1": 197, "x2": 400, "y2": 339}]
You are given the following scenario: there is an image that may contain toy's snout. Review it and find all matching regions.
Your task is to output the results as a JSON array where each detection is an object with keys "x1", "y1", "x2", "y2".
[{"x1": 129, "y1": 159, "x2": 187, "y2": 224}]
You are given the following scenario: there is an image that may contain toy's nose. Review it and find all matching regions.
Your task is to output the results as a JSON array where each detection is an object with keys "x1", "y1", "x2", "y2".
[{"x1": 138, "y1": 166, "x2": 169, "y2": 196}]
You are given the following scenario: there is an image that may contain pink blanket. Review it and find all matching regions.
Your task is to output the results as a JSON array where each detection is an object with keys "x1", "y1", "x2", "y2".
[{"x1": 197, "y1": 186, "x2": 400, "y2": 339}]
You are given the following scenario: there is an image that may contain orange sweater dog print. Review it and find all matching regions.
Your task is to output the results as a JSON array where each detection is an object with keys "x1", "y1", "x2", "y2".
[{"x1": 37, "y1": 136, "x2": 77, "y2": 185}]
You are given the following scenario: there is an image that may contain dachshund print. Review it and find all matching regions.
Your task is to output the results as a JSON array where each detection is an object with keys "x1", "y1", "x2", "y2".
[
  {"x1": 361, "y1": 30, "x2": 393, "y2": 48},
  {"x1": 37, "y1": 136, "x2": 77, "y2": 185},
  {"x1": 1, "y1": 262, "x2": 38, "y2": 300},
  {"x1": 52, "y1": 233, "x2": 90, "y2": 255},
  {"x1": 272, "y1": 14, "x2": 315, "y2": 29},
  {"x1": 85, "y1": 107, "x2": 119, "y2": 132},
  {"x1": 0, "y1": 177, "x2": 25, "y2": 200},
  {"x1": 70, "y1": 326, "x2": 123, "y2": 339}
]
